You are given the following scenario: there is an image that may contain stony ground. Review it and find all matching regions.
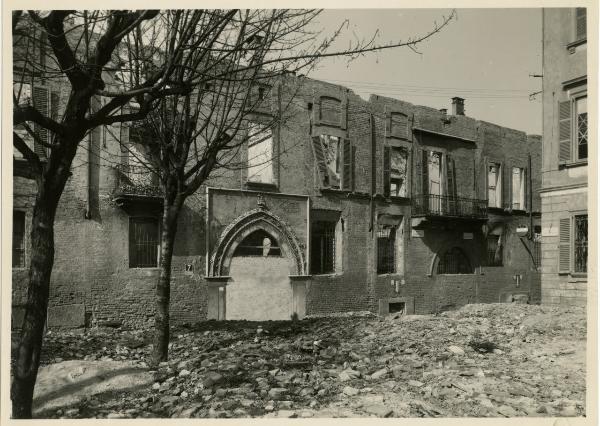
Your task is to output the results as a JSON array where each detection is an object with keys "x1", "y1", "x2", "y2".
[{"x1": 17, "y1": 303, "x2": 586, "y2": 419}]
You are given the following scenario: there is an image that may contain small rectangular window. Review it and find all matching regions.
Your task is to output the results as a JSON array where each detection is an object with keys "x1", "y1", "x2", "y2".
[
  {"x1": 310, "y1": 220, "x2": 336, "y2": 274},
  {"x1": 511, "y1": 167, "x2": 525, "y2": 210},
  {"x1": 574, "y1": 214, "x2": 587, "y2": 273},
  {"x1": 129, "y1": 217, "x2": 160, "y2": 268},
  {"x1": 377, "y1": 225, "x2": 396, "y2": 274},
  {"x1": 247, "y1": 122, "x2": 274, "y2": 184},
  {"x1": 13, "y1": 211, "x2": 26, "y2": 268}
]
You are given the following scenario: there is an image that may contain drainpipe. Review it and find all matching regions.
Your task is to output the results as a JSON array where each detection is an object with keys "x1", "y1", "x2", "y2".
[{"x1": 528, "y1": 153, "x2": 533, "y2": 240}]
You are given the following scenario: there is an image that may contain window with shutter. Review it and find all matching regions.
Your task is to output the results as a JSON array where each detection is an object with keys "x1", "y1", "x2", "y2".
[
  {"x1": 575, "y1": 8, "x2": 586, "y2": 41},
  {"x1": 445, "y1": 154, "x2": 456, "y2": 214},
  {"x1": 558, "y1": 217, "x2": 571, "y2": 274},
  {"x1": 558, "y1": 100, "x2": 572, "y2": 164},
  {"x1": 33, "y1": 86, "x2": 49, "y2": 159},
  {"x1": 574, "y1": 214, "x2": 587, "y2": 273}
]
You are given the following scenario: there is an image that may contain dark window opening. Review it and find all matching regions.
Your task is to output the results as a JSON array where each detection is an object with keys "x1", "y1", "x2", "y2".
[
  {"x1": 389, "y1": 302, "x2": 405, "y2": 314},
  {"x1": 577, "y1": 106, "x2": 587, "y2": 160},
  {"x1": 13, "y1": 211, "x2": 26, "y2": 268},
  {"x1": 574, "y1": 214, "x2": 587, "y2": 273},
  {"x1": 129, "y1": 217, "x2": 159, "y2": 268},
  {"x1": 311, "y1": 221, "x2": 336, "y2": 274},
  {"x1": 377, "y1": 225, "x2": 396, "y2": 274},
  {"x1": 233, "y1": 229, "x2": 281, "y2": 257},
  {"x1": 487, "y1": 235, "x2": 503, "y2": 267},
  {"x1": 437, "y1": 247, "x2": 472, "y2": 274}
]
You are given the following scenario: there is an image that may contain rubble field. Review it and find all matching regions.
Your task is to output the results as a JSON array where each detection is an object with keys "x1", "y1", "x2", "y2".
[{"x1": 18, "y1": 303, "x2": 586, "y2": 419}]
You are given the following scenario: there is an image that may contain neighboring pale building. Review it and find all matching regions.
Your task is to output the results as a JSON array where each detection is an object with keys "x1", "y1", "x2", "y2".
[{"x1": 540, "y1": 8, "x2": 588, "y2": 305}]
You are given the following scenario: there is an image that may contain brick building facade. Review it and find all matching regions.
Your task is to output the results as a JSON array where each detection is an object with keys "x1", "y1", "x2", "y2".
[
  {"x1": 539, "y1": 8, "x2": 589, "y2": 306},
  {"x1": 13, "y1": 73, "x2": 542, "y2": 328}
]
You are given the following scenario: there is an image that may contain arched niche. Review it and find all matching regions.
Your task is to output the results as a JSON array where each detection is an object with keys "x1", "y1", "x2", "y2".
[{"x1": 209, "y1": 208, "x2": 306, "y2": 277}]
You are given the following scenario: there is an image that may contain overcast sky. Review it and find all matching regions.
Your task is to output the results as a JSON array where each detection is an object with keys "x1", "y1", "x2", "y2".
[{"x1": 309, "y1": 9, "x2": 543, "y2": 135}]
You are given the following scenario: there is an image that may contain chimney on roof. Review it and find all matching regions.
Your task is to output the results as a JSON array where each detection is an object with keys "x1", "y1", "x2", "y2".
[{"x1": 452, "y1": 97, "x2": 465, "y2": 116}]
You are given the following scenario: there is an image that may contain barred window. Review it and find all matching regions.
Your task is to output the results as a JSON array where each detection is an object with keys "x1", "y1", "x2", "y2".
[
  {"x1": 311, "y1": 221, "x2": 336, "y2": 274},
  {"x1": 437, "y1": 247, "x2": 472, "y2": 274},
  {"x1": 377, "y1": 225, "x2": 396, "y2": 274},
  {"x1": 13, "y1": 211, "x2": 26, "y2": 268},
  {"x1": 487, "y1": 235, "x2": 503, "y2": 266},
  {"x1": 129, "y1": 217, "x2": 160, "y2": 268},
  {"x1": 574, "y1": 214, "x2": 587, "y2": 273}
]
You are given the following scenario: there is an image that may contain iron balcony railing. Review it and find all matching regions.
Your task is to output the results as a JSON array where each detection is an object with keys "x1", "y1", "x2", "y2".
[
  {"x1": 113, "y1": 164, "x2": 163, "y2": 199},
  {"x1": 412, "y1": 194, "x2": 488, "y2": 219}
]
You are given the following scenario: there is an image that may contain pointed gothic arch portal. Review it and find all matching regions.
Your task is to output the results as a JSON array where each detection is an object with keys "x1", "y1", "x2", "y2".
[{"x1": 207, "y1": 208, "x2": 308, "y2": 321}]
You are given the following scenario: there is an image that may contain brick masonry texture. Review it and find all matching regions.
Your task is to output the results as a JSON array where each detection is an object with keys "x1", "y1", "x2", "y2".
[{"x1": 12, "y1": 74, "x2": 542, "y2": 328}]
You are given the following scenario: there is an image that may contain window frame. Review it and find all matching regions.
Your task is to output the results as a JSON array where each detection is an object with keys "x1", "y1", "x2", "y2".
[
  {"x1": 486, "y1": 161, "x2": 503, "y2": 208},
  {"x1": 128, "y1": 216, "x2": 161, "y2": 269},
  {"x1": 310, "y1": 219, "x2": 337, "y2": 275},
  {"x1": 377, "y1": 225, "x2": 396, "y2": 275},
  {"x1": 559, "y1": 211, "x2": 588, "y2": 277},
  {"x1": 511, "y1": 166, "x2": 526, "y2": 211},
  {"x1": 573, "y1": 94, "x2": 588, "y2": 162},
  {"x1": 246, "y1": 121, "x2": 275, "y2": 185},
  {"x1": 572, "y1": 213, "x2": 588, "y2": 276}
]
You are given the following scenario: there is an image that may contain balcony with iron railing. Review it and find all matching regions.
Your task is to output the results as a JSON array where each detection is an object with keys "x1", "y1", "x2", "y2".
[
  {"x1": 112, "y1": 163, "x2": 163, "y2": 208},
  {"x1": 411, "y1": 194, "x2": 488, "y2": 220}
]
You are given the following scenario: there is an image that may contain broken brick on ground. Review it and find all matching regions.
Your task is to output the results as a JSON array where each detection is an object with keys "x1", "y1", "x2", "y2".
[{"x1": 23, "y1": 303, "x2": 585, "y2": 419}]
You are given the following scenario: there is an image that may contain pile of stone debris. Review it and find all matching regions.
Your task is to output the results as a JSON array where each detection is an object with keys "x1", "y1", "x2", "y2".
[{"x1": 28, "y1": 303, "x2": 586, "y2": 418}]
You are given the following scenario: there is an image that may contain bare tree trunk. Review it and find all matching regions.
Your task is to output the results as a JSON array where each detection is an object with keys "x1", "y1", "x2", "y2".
[
  {"x1": 10, "y1": 176, "x2": 67, "y2": 418},
  {"x1": 151, "y1": 195, "x2": 183, "y2": 365}
]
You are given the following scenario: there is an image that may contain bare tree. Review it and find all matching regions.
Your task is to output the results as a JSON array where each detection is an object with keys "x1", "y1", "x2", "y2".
[
  {"x1": 11, "y1": 8, "x2": 455, "y2": 417},
  {"x1": 118, "y1": 8, "x2": 457, "y2": 364}
]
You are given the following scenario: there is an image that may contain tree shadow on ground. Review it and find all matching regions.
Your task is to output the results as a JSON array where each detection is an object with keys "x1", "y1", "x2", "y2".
[{"x1": 33, "y1": 365, "x2": 150, "y2": 409}]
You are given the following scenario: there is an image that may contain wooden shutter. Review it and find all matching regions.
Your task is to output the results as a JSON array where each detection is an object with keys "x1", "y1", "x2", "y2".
[
  {"x1": 446, "y1": 154, "x2": 456, "y2": 199},
  {"x1": 342, "y1": 138, "x2": 353, "y2": 191},
  {"x1": 414, "y1": 147, "x2": 422, "y2": 195},
  {"x1": 558, "y1": 217, "x2": 571, "y2": 274},
  {"x1": 32, "y1": 86, "x2": 49, "y2": 159},
  {"x1": 311, "y1": 136, "x2": 328, "y2": 187},
  {"x1": 383, "y1": 146, "x2": 391, "y2": 197},
  {"x1": 558, "y1": 100, "x2": 572, "y2": 164},
  {"x1": 422, "y1": 149, "x2": 429, "y2": 196},
  {"x1": 576, "y1": 8, "x2": 586, "y2": 40}
]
